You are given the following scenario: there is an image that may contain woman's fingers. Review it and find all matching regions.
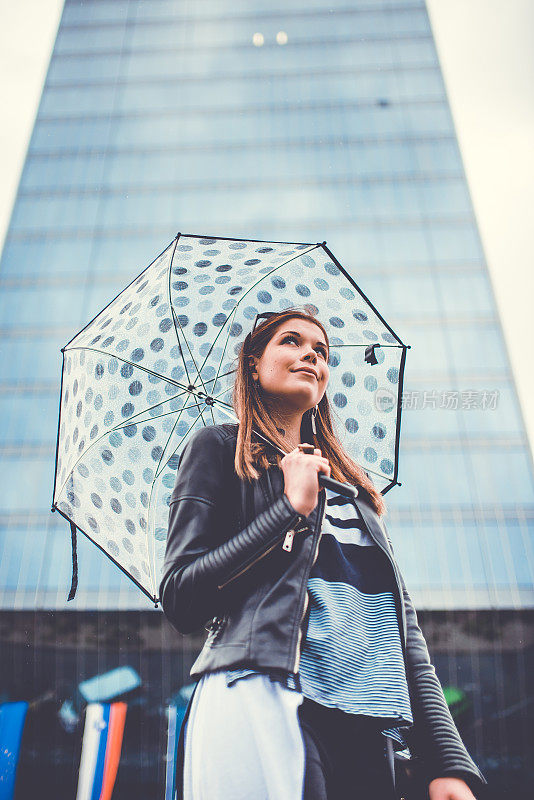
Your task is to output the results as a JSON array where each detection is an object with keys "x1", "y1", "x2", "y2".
[{"x1": 287, "y1": 444, "x2": 329, "y2": 468}]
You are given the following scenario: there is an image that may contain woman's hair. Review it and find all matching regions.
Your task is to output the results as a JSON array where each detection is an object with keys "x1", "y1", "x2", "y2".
[{"x1": 231, "y1": 307, "x2": 387, "y2": 517}]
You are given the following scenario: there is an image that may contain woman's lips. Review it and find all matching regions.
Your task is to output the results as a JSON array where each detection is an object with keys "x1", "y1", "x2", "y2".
[{"x1": 293, "y1": 368, "x2": 317, "y2": 379}]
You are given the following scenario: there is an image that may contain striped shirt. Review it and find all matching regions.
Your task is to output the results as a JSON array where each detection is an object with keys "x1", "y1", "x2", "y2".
[
  {"x1": 226, "y1": 487, "x2": 413, "y2": 748},
  {"x1": 299, "y1": 487, "x2": 412, "y2": 741}
]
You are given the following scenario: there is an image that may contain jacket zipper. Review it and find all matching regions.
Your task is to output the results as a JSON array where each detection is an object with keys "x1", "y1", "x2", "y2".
[
  {"x1": 292, "y1": 490, "x2": 327, "y2": 673},
  {"x1": 282, "y1": 529, "x2": 296, "y2": 551},
  {"x1": 282, "y1": 519, "x2": 309, "y2": 552},
  {"x1": 216, "y1": 511, "x2": 306, "y2": 590},
  {"x1": 217, "y1": 539, "x2": 280, "y2": 589}
]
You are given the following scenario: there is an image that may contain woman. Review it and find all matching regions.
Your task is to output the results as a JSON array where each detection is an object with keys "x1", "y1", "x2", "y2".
[{"x1": 160, "y1": 308, "x2": 486, "y2": 800}]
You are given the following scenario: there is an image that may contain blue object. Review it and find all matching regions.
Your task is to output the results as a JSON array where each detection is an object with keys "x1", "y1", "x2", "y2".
[
  {"x1": 78, "y1": 666, "x2": 141, "y2": 703},
  {"x1": 165, "y1": 705, "x2": 179, "y2": 800},
  {"x1": 58, "y1": 699, "x2": 80, "y2": 733},
  {"x1": 0, "y1": 701, "x2": 28, "y2": 800},
  {"x1": 91, "y1": 704, "x2": 110, "y2": 800}
]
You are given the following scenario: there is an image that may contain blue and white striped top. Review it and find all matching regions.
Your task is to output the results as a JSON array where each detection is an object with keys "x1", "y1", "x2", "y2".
[
  {"x1": 298, "y1": 487, "x2": 412, "y2": 736},
  {"x1": 226, "y1": 487, "x2": 413, "y2": 748}
]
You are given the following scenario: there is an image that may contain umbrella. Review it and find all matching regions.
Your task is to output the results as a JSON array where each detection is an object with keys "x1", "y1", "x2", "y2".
[{"x1": 51, "y1": 233, "x2": 409, "y2": 604}]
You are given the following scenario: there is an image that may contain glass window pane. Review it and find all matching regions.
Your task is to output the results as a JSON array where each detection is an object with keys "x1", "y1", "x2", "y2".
[
  {"x1": 0, "y1": 395, "x2": 59, "y2": 443},
  {"x1": 0, "y1": 457, "x2": 52, "y2": 512},
  {"x1": 0, "y1": 237, "x2": 93, "y2": 276},
  {"x1": 0, "y1": 286, "x2": 85, "y2": 325}
]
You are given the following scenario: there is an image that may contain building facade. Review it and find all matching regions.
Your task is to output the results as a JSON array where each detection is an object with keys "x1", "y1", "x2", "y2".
[{"x1": 0, "y1": 1, "x2": 532, "y2": 796}]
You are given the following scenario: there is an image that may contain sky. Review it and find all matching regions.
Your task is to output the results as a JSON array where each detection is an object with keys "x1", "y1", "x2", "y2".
[{"x1": 0, "y1": 0, "x2": 533, "y2": 462}]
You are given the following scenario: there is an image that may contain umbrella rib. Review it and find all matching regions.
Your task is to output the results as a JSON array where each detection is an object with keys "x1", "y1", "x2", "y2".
[
  {"x1": 54, "y1": 349, "x2": 234, "y2": 503},
  {"x1": 166, "y1": 236, "x2": 194, "y2": 389},
  {"x1": 320, "y1": 242, "x2": 408, "y2": 348},
  {"x1": 54, "y1": 390, "x2": 232, "y2": 508},
  {"x1": 145, "y1": 399, "x2": 207, "y2": 597},
  {"x1": 146, "y1": 395, "x2": 225, "y2": 596},
  {"x1": 63, "y1": 344, "x2": 194, "y2": 387},
  {"x1": 166, "y1": 235, "x2": 197, "y2": 391},
  {"x1": 179, "y1": 233, "x2": 315, "y2": 247},
  {"x1": 52, "y1": 349, "x2": 66, "y2": 507},
  {"x1": 106, "y1": 389, "x2": 202, "y2": 431},
  {"x1": 328, "y1": 343, "x2": 405, "y2": 348},
  {"x1": 151, "y1": 382, "x2": 232, "y2": 485},
  {"x1": 167, "y1": 237, "x2": 212, "y2": 400},
  {"x1": 170, "y1": 306, "x2": 212, "y2": 399},
  {"x1": 108, "y1": 391, "x2": 232, "y2": 433},
  {"x1": 62, "y1": 345, "x2": 235, "y2": 409},
  {"x1": 61, "y1": 237, "x2": 176, "y2": 353},
  {"x1": 146, "y1": 378, "x2": 237, "y2": 593},
  {"x1": 197, "y1": 243, "x2": 322, "y2": 394}
]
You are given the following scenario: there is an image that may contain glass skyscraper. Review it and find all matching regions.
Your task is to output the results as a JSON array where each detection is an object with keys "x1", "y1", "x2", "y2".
[{"x1": 0, "y1": 1, "x2": 532, "y2": 796}]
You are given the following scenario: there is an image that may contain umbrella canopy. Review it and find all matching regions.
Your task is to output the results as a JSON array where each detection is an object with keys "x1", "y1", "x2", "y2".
[{"x1": 52, "y1": 233, "x2": 409, "y2": 604}]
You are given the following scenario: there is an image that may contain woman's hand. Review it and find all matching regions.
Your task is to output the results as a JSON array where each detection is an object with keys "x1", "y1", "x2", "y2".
[
  {"x1": 281, "y1": 444, "x2": 331, "y2": 517},
  {"x1": 429, "y1": 777, "x2": 477, "y2": 800}
]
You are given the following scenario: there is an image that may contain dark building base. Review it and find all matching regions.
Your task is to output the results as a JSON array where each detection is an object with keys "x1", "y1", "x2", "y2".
[{"x1": 1, "y1": 609, "x2": 532, "y2": 799}]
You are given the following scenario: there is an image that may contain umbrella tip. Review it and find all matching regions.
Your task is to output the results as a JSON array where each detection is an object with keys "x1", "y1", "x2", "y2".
[{"x1": 175, "y1": 231, "x2": 181, "y2": 239}]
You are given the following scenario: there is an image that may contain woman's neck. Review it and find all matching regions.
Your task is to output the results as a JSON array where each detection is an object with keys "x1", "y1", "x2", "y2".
[
  {"x1": 275, "y1": 426, "x2": 300, "y2": 451},
  {"x1": 264, "y1": 401, "x2": 306, "y2": 451},
  {"x1": 272, "y1": 413, "x2": 303, "y2": 451}
]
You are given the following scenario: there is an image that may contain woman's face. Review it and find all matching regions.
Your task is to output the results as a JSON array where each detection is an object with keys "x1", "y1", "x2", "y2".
[{"x1": 250, "y1": 317, "x2": 329, "y2": 412}]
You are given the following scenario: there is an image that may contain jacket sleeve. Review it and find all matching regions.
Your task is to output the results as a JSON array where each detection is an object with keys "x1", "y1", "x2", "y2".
[
  {"x1": 381, "y1": 519, "x2": 487, "y2": 795},
  {"x1": 158, "y1": 426, "x2": 305, "y2": 635}
]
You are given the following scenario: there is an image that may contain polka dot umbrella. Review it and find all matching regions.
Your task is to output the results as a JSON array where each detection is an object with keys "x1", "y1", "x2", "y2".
[{"x1": 51, "y1": 233, "x2": 409, "y2": 605}]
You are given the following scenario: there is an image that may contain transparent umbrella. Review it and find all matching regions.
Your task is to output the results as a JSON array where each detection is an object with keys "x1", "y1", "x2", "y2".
[{"x1": 51, "y1": 233, "x2": 409, "y2": 604}]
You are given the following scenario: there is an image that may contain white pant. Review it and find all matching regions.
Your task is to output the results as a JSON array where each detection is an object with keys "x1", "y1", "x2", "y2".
[{"x1": 183, "y1": 671, "x2": 306, "y2": 800}]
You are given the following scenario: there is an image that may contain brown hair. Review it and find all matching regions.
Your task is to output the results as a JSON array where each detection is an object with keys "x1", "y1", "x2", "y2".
[{"x1": 231, "y1": 307, "x2": 387, "y2": 517}]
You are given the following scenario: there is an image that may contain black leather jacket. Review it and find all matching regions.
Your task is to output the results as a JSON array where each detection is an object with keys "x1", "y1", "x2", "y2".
[{"x1": 160, "y1": 423, "x2": 486, "y2": 794}]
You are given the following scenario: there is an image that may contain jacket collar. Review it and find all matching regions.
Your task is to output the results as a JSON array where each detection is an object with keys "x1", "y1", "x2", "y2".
[{"x1": 352, "y1": 491, "x2": 391, "y2": 553}]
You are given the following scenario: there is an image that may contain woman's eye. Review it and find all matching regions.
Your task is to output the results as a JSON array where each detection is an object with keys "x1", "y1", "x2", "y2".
[{"x1": 283, "y1": 335, "x2": 327, "y2": 357}]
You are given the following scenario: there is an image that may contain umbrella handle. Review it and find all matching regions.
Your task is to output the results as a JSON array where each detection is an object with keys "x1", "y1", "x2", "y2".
[
  {"x1": 250, "y1": 426, "x2": 358, "y2": 500},
  {"x1": 317, "y1": 472, "x2": 359, "y2": 500}
]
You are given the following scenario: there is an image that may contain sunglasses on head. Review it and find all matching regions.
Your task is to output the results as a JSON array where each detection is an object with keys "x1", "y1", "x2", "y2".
[{"x1": 250, "y1": 311, "x2": 278, "y2": 333}]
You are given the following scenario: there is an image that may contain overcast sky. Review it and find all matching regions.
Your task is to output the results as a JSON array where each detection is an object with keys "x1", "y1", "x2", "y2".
[{"x1": 0, "y1": 0, "x2": 532, "y2": 462}]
